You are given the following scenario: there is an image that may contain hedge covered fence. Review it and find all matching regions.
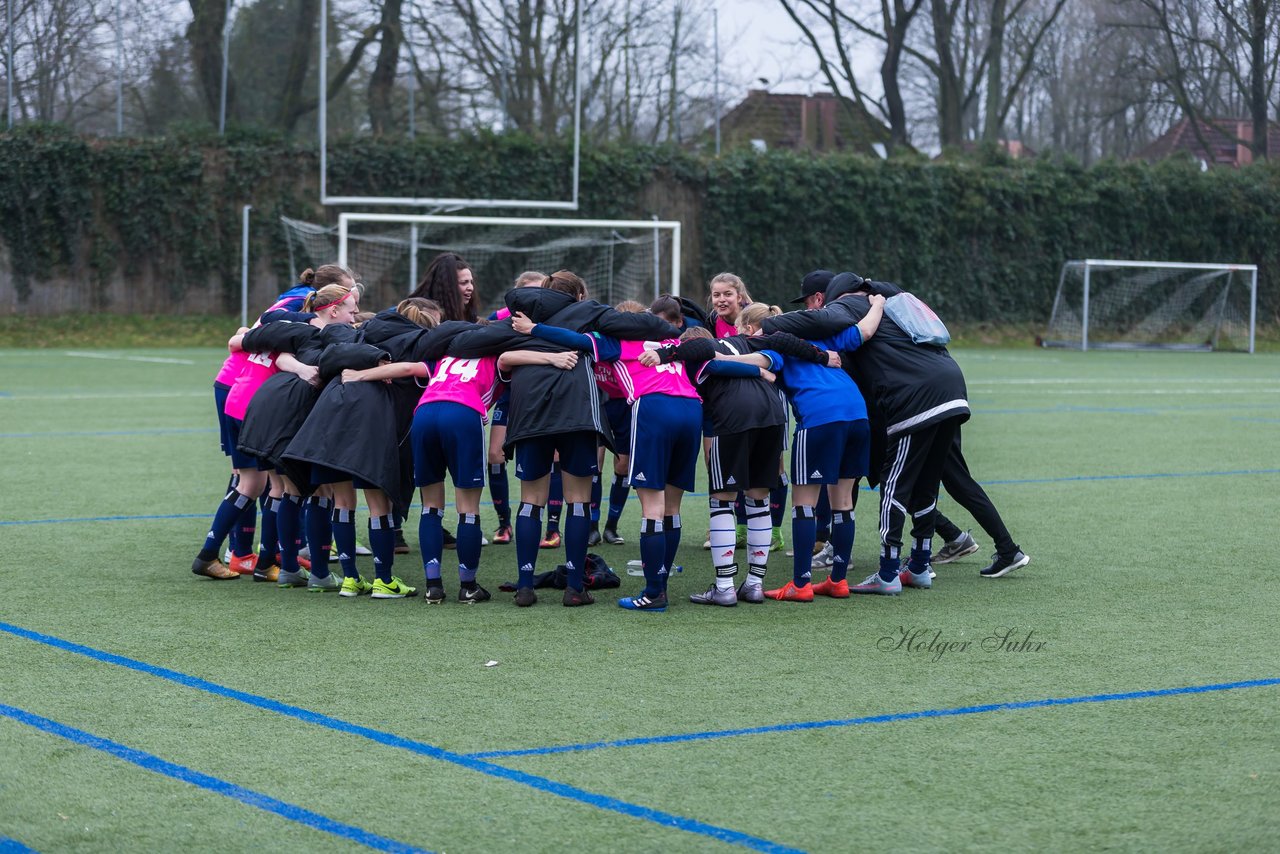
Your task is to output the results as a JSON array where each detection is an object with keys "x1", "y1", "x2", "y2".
[{"x1": 1, "y1": 124, "x2": 1276, "y2": 324}]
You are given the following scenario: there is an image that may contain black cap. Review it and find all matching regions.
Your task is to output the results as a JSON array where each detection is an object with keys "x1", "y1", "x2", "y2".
[{"x1": 791, "y1": 269, "x2": 835, "y2": 304}]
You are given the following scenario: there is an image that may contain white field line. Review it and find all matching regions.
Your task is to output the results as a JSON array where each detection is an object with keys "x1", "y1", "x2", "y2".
[
  {"x1": 64, "y1": 351, "x2": 195, "y2": 365},
  {"x1": 973, "y1": 388, "x2": 1280, "y2": 396},
  {"x1": 967, "y1": 377, "x2": 1279, "y2": 385},
  {"x1": 0, "y1": 391, "x2": 207, "y2": 401}
]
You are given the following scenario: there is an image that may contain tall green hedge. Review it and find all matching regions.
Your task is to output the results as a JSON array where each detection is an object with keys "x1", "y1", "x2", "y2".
[{"x1": 1, "y1": 125, "x2": 1276, "y2": 323}]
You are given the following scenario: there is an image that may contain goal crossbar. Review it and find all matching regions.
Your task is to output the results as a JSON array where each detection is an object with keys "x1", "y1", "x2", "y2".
[{"x1": 337, "y1": 212, "x2": 683, "y2": 297}]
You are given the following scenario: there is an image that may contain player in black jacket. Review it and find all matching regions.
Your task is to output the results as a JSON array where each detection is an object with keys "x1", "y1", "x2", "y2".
[
  {"x1": 762, "y1": 272, "x2": 969, "y2": 594},
  {"x1": 448, "y1": 271, "x2": 680, "y2": 607}
]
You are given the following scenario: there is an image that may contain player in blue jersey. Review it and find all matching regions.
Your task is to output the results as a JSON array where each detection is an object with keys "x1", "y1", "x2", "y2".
[{"x1": 736, "y1": 297, "x2": 885, "y2": 601}]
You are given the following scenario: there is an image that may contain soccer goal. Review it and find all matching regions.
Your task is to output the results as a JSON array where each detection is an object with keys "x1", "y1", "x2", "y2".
[
  {"x1": 292, "y1": 213, "x2": 682, "y2": 311},
  {"x1": 1041, "y1": 260, "x2": 1258, "y2": 353}
]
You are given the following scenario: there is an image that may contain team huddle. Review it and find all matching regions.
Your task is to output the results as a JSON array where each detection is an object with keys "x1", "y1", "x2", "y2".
[{"x1": 193, "y1": 255, "x2": 1030, "y2": 611}]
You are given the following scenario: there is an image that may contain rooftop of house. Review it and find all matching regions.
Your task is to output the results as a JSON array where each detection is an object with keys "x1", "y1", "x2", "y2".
[{"x1": 1138, "y1": 117, "x2": 1280, "y2": 166}]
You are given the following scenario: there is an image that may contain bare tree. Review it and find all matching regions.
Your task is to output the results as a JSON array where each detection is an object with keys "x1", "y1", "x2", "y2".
[
  {"x1": 777, "y1": 0, "x2": 923, "y2": 152},
  {"x1": 1121, "y1": 0, "x2": 1279, "y2": 159}
]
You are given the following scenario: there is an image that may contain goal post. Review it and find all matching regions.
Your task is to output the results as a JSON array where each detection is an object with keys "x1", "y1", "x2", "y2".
[
  {"x1": 1042, "y1": 259, "x2": 1258, "y2": 353},
  {"x1": 323, "y1": 213, "x2": 681, "y2": 311}
]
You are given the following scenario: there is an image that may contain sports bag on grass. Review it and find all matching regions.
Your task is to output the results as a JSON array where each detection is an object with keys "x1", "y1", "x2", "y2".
[{"x1": 884, "y1": 292, "x2": 950, "y2": 346}]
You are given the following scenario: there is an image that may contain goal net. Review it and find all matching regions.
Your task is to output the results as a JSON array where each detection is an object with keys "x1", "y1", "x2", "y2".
[
  {"x1": 1041, "y1": 260, "x2": 1257, "y2": 353},
  {"x1": 279, "y1": 214, "x2": 680, "y2": 313}
]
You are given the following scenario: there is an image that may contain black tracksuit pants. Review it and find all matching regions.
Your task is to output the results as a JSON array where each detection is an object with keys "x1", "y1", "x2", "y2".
[
  {"x1": 878, "y1": 416, "x2": 963, "y2": 559},
  {"x1": 929, "y1": 430, "x2": 1020, "y2": 558}
]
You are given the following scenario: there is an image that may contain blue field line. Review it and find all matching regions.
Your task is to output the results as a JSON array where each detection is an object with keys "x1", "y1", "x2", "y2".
[
  {"x1": 0, "y1": 837, "x2": 38, "y2": 853},
  {"x1": 0, "y1": 513, "x2": 207, "y2": 527},
  {"x1": 0, "y1": 428, "x2": 216, "y2": 438},
  {"x1": 6, "y1": 466, "x2": 1276, "y2": 528},
  {"x1": 0, "y1": 703, "x2": 428, "y2": 853},
  {"x1": 464, "y1": 677, "x2": 1280, "y2": 760},
  {"x1": 0, "y1": 623, "x2": 801, "y2": 854},
  {"x1": 5, "y1": 468, "x2": 1274, "y2": 527}
]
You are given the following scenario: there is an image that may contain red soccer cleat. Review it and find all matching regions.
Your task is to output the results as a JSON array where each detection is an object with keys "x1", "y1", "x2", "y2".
[
  {"x1": 764, "y1": 580, "x2": 814, "y2": 602},
  {"x1": 811, "y1": 577, "x2": 850, "y2": 598}
]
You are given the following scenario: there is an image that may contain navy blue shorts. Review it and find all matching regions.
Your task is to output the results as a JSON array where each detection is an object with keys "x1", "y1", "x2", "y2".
[
  {"x1": 603, "y1": 398, "x2": 633, "y2": 455},
  {"x1": 412, "y1": 401, "x2": 486, "y2": 489},
  {"x1": 628, "y1": 394, "x2": 702, "y2": 492},
  {"x1": 515, "y1": 431, "x2": 600, "y2": 480},
  {"x1": 226, "y1": 416, "x2": 272, "y2": 472},
  {"x1": 791, "y1": 419, "x2": 870, "y2": 485},
  {"x1": 491, "y1": 389, "x2": 510, "y2": 427},
  {"x1": 310, "y1": 463, "x2": 373, "y2": 490},
  {"x1": 214, "y1": 382, "x2": 234, "y2": 457}
]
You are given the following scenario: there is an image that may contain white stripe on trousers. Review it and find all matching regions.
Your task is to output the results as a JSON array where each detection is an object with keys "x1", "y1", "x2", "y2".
[{"x1": 879, "y1": 433, "x2": 912, "y2": 547}]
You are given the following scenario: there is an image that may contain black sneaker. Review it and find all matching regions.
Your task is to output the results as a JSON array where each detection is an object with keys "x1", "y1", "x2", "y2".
[
  {"x1": 458, "y1": 585, "x2": 491, "y2": 604},
  {"x1": 587, "y1": 527, "x2": 602, "y2": 547},
  {"x1": 514, "y1": 587, "x2": 538, "y2": 607},
  {"x1": 425, "y1": 584, "x2": 447, "y2": 604},
  {"x1": 980, "y1": 550, "x2": 1030, "y2": 578},
  {"x1": 442, "y1": 528, "x2": 456, "y2": 550},
  {"x1": 601, "y1": 526, "x2": 625, "y2": 545},
  {"x1": 393, "y1": 528, "x2": 411, "y2": 555},
  {"x1": 562, "y1": 587, "x2": 596, "y2": 607}
]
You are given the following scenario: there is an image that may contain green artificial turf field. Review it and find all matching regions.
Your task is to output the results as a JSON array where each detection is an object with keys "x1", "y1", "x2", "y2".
[{"x1": 1, "y1": 345, "x2": 1278, "y2": 852}]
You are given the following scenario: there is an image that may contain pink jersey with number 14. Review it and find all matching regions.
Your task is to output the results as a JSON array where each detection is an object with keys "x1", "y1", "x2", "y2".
[
  {"x1": 615, "y1": 339, "x2": 699, "y2": 405},
  {"x1": 416, "y1": 355, "x2": 501, "y2": 422}
]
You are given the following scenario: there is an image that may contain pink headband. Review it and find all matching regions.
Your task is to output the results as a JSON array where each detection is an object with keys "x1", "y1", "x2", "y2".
[{"x1": 312, "y1": 291, "x2": 352, "y2": 311}]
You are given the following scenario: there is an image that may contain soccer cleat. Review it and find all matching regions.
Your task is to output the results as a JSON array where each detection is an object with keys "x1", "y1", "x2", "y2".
[
  {"x1": 980, "y1": 550, "x2": 1030, "y2": 578},
  {"x1": 298, "y1": 545, "x2": 311, "y2": 560},
  {"x1": 491, "y1": 525, "x2": 513, "y2": 545},
  {"x1": 587, "y1": 527, "x2": 602, "y2": 547},
  {"x1": 689, "y1": 585, "x2": 737, "y2": 606},
  {"x1": 764, "y1": 580, "x2": 814, "y2": 602},
  {"x1": 277, "y1": 568, "x2": 311, "y2": 588},
  {"x1": 371, "y1": 576, "x2": 418, "y2": 599},
  {"x1": 306, "y1": 572, "x2": 341, "y2": 592},
  {"x1": 354, "y1": 542, "x2": 373, "y2": 556},
  {"x1": 811, "y1": 542, "x2": 835, "y2": 569},
  {"x1": 702, "y1": 536, "x2": 712, "y2": 550},
  {"x1": 253, "y1": 564, "x2": 280, "y2": 583},
  {"x1": 481, "y1": 535, "x2": 490, "y2": 547},
  {"x1": 514, "y1": 587, "x2": 538, "y2": 607},
  {"x1": 934, "y1": 531, "x2": 980, "y2": 565},
  {"x1": 770, "y1": 527, "x2": 785, "y2": 550},
  {"x1": 562, "y1": 587, "x2": 596, "y2": 607},
  {"x1": 812, "y1": 576, "x2": 850, "y2": 598},
  {"x1": 338, "y1": 576, "x2": 373, "y2": 597},
  {"x1": 602, "y1": 526, "x2": 625, "y2": 545},
  {"x1": 899, "y1": 567, "x2": 933, "y2": 589},
  {"x1": 393, "y1": 529, "x2": 411, "y2": 555},
  {"x1": 618, "y1": 592, "x2": 667, "y2": 611},
  {"x1": 539, "y1": 531, "x2": 561, "y2": 549},
  {"x1": 424, "y1": 584, "x2": 447, "y2": 604},
  {"x1": 191, "y1": 557, "x2": 239, "y2": 580},
  {"x1": 227, "y1": 553, "x2": 258, "y2": 575},
  {"x1": 277, "y1": 552, "x2": 311, "y2": 571},
  {"x1": 851, "y1": 572, "x2": 902, "y2": 596},
  {"x1": 458, "y1": 585, "x2": 491, "y2": 604},
  {"x1": 736, "y1": 581, "x2": 765, "y2": 604}
]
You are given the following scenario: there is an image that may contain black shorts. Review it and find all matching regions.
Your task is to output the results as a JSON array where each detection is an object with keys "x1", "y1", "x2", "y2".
[{"x1": 706, "y1": 425, "x2": 784, "y2": 492}]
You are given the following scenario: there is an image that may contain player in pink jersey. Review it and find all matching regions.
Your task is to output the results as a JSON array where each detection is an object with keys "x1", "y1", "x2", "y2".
[
  {"x1": 342, "y1": 344, "x2": 578, "y2": 604},
  {"x1": 511, "y1": 314, "x2": 701, "y2": 612},
  {"x1": 191, "y1": 278, "x2": 360, "y2": 582},
  {"x1": 486, "y1": 270, "x2": 547, "y2": 545}
]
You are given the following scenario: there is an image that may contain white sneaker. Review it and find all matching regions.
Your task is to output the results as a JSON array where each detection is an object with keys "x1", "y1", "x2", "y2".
[
  {"x1": 481, "y1": 535, "x2": 490, "y2": 547},
  {"x1": 811, "y1": 542, "x2": 835, "y2": 569}
]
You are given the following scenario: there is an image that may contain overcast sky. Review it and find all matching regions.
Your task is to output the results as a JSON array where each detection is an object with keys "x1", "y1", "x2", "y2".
[{"x1": 718, "y1": 0, "x2": 883, "y2": 99}]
